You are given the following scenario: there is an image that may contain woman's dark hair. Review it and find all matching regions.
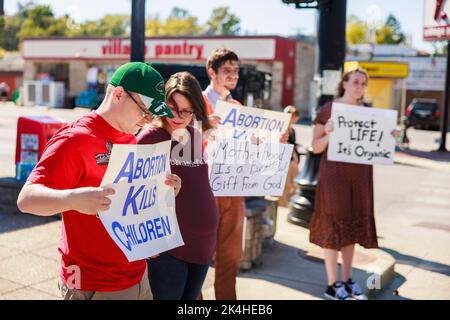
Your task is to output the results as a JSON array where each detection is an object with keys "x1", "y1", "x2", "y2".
[
  {"x1": 336, "y1": 67, "x2": 369, "y2": 103},
  {"x1": 164, "y1": 72, "x2": 212, "y2": 131}
]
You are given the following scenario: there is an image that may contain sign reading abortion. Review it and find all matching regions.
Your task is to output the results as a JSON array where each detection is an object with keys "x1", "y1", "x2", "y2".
[
  {"x1": 215, "y1": 101, "x2": 291, "y2": 142},
  {"x1": 327, "y1": 103, "x2": 397, "y2": 165},
  {"x1": 99, "y1": 141, "x2": 184, "y2": 262},
  {"x1": 207, "y1": 138, "x2": 294, "y2": 196}
]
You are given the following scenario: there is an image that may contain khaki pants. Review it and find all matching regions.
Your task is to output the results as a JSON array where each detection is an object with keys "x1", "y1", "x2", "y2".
[
  {"x1": 59, "y1": 269, "x2": 152, "y2": 300},
  {"x1": 214, "y1": 196, "x2": 245, "y2": 300}
]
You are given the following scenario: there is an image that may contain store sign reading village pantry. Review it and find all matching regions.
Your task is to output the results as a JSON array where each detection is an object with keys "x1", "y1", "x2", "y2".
[
  {"x1": 101, "y1": 39, "x2": 204, "y2": 59},
  {"x1": 23, "y1": 38, "x2": 276, "y2": 60}
]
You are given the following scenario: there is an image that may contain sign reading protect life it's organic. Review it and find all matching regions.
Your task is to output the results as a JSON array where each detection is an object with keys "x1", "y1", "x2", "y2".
[
  {"x1": 99, "y1": 141, "x2": 184, "y2": 262},
  {"x1": 327, "y1": 103, "x2": 397, "y2": 165},
  {"x1": 207, "y1": 138, "x2": 294, "y2": 196},
  {"x1": 214, "y1": 101, "x2": 291, "y2": 142}
]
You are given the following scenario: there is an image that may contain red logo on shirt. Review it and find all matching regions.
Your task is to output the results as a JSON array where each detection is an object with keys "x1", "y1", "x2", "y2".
[{"x1": 95, "y1": 141, "x2": 113, "y2": 165}]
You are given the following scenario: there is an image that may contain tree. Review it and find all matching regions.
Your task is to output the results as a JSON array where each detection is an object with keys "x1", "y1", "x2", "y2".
[
  {"x1": 0, "y1": 15, "x2": 22, "y2": 50},
  {"x1": 99, "y1": 14, "x2": 130, "y2": 36},
  {"x1": 0, "y1": 1, "x2": 39, "y2": 51},
  {"x1": 145, "y1": 14, "x2": 163, "y2": 36},
  {"x1": 346, "y1": 15, "x2": 369, "y2": 45},
  {"x1": 68, "y1": 14, "x2": 130, "y2": 37},
  {"x1": 17, "y1": 4, "x2": 68, "y2": 41},
  {"x1": 206, "y1": 7, "x2": 240, "y2": 35},
  {"x1": 160, "y1": 7, "x2": 202, "y2": 35},
  {"x1": 16, "y1": 1, "x2": 37, "y2": 19},
  {"x1": 66, "y1": 20, "x2": 104, "y2": 37},
  {"x1": 375, "y1": 14, "x2": 405, "y2": 45}
]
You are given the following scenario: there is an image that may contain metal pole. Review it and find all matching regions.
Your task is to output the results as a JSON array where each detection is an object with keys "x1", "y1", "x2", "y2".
[
  {"x1": 438, "y1": 41, "x2": 450, "y2": 151},
  {"x1": 131, "y1": 0, "x2": 146, "y2": 62},
  {"x1": 287, "y1": 0, "x2": 347, "y2": 228},
  {"x1": 317, "y1": 0, "x2": 347, "y2": 107}
]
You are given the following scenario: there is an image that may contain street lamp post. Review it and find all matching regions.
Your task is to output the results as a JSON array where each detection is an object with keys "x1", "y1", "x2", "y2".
[
  {"x1": 282, "y1": 0, "x2": 347, "y2": 227},
  {"x1": 438, "y1": 40, "x2": 450, "y2": 151},
  {"x1": 131, "y1": 0, "x2": 146, "y2": 62}
]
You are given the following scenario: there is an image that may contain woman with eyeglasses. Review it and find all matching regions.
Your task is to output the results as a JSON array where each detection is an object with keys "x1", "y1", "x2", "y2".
[{"x1": 136, "y1": 72, "x2": 218, "y2": 300}]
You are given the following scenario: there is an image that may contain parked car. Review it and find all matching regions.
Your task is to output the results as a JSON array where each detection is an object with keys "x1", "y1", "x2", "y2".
[{"x1": 404, "y1": 98, "x2": 441, "y2": 130}]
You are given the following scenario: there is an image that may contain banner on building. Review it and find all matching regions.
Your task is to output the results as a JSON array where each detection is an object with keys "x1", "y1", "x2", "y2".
[
  {"x1": 99, "y1": 141, "x2": 184, "y2": 262},
  {"x1": 327, "y1": 103, "x2": 397, "y2": 165}
]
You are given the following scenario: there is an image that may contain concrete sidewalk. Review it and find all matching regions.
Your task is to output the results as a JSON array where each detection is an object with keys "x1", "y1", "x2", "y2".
[
  {"x1": 0, "y1": 205, "x2": 395, "y2": 300},
  {"x1": 201, "y1": 207, "x2": 395, "y2": 300}
]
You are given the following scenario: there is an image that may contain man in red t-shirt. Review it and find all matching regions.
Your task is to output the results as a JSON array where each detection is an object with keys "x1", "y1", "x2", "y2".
[{"x1": 17, "y1": 62, "x2": 181, "y2": 300}]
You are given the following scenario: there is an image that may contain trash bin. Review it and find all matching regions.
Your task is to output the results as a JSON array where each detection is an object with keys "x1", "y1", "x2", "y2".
[
  {"x1": 15, "y1": 116, "x2": 67, "y2": 182},
  {"x1": 240, "y1": 198, "x2": 266, "y2": 270}
]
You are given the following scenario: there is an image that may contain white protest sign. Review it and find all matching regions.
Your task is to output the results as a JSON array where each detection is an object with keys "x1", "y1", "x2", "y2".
[
  {"x1": 99, "y1": 141, "x2": 184, "y2": 262},
  {"x1": 207, "y1": 138, "x2": 294, "y2": 196},
  {"x1": 328, "y1": 103, "x2": 397, "y2": 165},
  {"x1": 214, "y1": 101, "x2": 291, "y2": 142}
]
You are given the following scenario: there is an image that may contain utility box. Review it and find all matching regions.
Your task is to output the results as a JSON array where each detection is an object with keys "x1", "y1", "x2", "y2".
[
  {"x1": 15, "y1": 116, "x2": 66, "y2": 181},
  {"x1": 23, "y1": 81, "x2": 65, "y2": 108},
  {"x1": 241, "y1": 198, "x2": 267, "y2": 270}
]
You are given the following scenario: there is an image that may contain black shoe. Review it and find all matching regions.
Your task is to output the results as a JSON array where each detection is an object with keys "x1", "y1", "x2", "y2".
[
  {"x1": 324, "y1": 282, "x2": 353, "y2": 300},
  {"x1": 344, "y1": 279, "x2": 368, "y2": 300}
]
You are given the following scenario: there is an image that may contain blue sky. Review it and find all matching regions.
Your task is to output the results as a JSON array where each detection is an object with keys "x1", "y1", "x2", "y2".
[{"x1": 5, "y1": 0, "x2": 435, "y2": 52}]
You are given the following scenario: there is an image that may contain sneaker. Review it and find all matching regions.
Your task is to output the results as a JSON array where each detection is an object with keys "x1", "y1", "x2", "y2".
[
  {"x1": 324, "y1": 282, "x2": 353, "y2": 300},
  {"x1": 344, "y1": 279, "x2": 368, "y2": 300}
]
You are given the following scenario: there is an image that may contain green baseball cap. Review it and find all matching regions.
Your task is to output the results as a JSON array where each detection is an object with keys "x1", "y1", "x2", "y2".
[{"x1": 109, "y1": 62, "x2": 174, "y2": 118}]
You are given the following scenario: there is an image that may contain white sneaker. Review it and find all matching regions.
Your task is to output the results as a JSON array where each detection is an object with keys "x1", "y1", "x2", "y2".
[
  {"x1": 324, "y1": 282, "x2": 353, "y2": 300},
  {"x1": 344, "y1": 279, "x2": 368, "y2": 300}
]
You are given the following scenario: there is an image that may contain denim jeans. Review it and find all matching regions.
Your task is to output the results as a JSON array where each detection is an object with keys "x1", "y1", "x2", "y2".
[{"x1": 147, "y1": 252, "x2": 209, "y2": 300}]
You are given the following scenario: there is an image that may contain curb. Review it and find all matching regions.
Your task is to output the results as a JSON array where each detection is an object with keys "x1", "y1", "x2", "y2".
[{"x1": 394, "y1": 152, "x2": 450, "y2": 170}]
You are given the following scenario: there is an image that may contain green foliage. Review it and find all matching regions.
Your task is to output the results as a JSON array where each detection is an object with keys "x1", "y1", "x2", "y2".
[
  {"x1": 0, "y1": 15, "x2": 22, "y2": 50},
  {"x1": 346, "y1": 13, "x2": 406, "y2": 46},
  {"x1": 346, "y1": 15, "x2": 369, "y2": 45},
  {"x1": 0, "y1": 2, "x2": 242, "y2": 52},
  {"x1": 17, "y1": 4, "x2": 60, "y2": 40},
  {"x1": 148, "y1": 7, "x2": 202, "y2": 36},
  {"x1": 145, "y1": 14, "x2": 163, "y2": 36},
  {"x1": 206, "y1": 7, "x2": 240, "y2": 35},
  {"x1": 67, "y1": 15, "x2": 130, "y2": 37},
  {"x1": 375, "y1": 14, "x2": 405, "y2": 44}
]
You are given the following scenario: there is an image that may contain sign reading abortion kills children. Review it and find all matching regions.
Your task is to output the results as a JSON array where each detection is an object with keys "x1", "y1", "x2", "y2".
[
  {"x1": 99, "y1": 141, "x2": 184, "y2": 262},
  {"x1": 214, "y1": 101, "x2": 291, "y2": 142},
  {"x1": 207, "y1": 139, "x2": 294, "y2": 196},
  {"x1": 327, "y1": 103, "x2": 397, "y2": 165}
]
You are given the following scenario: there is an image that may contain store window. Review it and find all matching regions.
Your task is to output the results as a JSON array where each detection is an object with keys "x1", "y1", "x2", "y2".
[
  {"x1": 86, "y1": 64, "x2": 120, "y2": 95},
  {"x1": 36, "y1": 63, "x2": 69, "y2": 89}
]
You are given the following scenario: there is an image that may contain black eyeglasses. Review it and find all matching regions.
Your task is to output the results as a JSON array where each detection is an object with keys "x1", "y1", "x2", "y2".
[
  {"x1": 168, "y1": 105, "x2": 195, "y2": 119},
  {"x1": 125, "y1": 90, "x2": 152, "y2": 117}
]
